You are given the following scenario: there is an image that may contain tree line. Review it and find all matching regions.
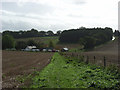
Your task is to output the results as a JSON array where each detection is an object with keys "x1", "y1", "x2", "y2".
[
  {"x1": 59, "y1": 27, "x2": 114, "y2": 49},
  {"x1": 2, "y1": 28, "x2": 62, "y2": 39},
  {"x1": 2, "y1": 27, "x2": 119, "y2": 50},
  {"x1": 2, "y1": 34, "x2": 54, "y2": 50}
]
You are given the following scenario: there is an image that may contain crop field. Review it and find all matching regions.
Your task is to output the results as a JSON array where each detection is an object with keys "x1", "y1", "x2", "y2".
[{"x1": 2, "y1": 50, "x2": 53, "y2": 88}]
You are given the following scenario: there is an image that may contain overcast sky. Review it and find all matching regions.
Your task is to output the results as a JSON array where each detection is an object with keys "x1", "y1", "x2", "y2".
[{"x1": 0, "y1": 0, "x2": 119, "y2": 32}]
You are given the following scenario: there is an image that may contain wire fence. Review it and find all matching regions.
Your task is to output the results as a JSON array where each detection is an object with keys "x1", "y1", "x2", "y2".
[{"x1": 62, "y1": 52, "x2": 120, "y2": 68}]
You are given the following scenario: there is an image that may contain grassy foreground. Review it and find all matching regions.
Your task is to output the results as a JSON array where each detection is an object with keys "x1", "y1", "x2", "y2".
[{"x1": 24, "y1": 53, "x2": 120, "y2": 88}]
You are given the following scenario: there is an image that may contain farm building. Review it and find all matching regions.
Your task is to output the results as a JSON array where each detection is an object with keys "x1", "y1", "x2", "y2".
[
  {"x1": 42, "y1": 48, "x2": 59, "y2": 52},
  {"x1": 61, "y1": 48, "x2": 69, "y2": 52},
  {"x1": 42, "y1": 47, "x2": 53, "y2": 52},
  {"x1": 23, "y1": 46, "x2": 39, "y2": 51}
]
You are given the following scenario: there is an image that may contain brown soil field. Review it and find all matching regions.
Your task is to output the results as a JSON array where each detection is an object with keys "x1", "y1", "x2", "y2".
[{"x1": 2, "y1": 50, "x2": 54, "y2": 88}]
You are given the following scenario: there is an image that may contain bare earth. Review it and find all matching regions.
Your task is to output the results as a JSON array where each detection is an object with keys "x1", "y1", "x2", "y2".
[{"x1": 2, "y1": 51, "x2": 53, "y2": 88}]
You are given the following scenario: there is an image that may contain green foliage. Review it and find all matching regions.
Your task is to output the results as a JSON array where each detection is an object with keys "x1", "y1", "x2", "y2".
[
  {"x1": 79, "y1": 36, "x2": 96, "y2": 49},
  {"x1": 47, "y1": 31, "x2": 54, "y2": 36},
  {"x1": 16, "y1": 74, "x2": 32, "y2": 83},
  {"x1": 26, "y1": 39, "x2": 45, "y2": 49},
  {"x1": 2, "y1": 29, "x2": 58, "y2": 39},
  {"x1": 56, "y1": 30, "x2": 62, "y2": 36},
  {"x1": 27, "y1": 53, "x2": 120, "y2": 88},
  {"x1": 27, "y1": 39, "x2": 36, "y2": 46},
  {"x1": 48, "y1": 40, "x2": 54, "y2": 48},
  {"x1": 114, "y1": 30, "x2": 120, "y2": 37},
  {"x1": 59, "y1": 27, "x2": 113, "y2": 49},
  {"x1": 15, "y1": 41, "x2": 27, "y2": 50},
  {"x1": 2, "y1": 34, "x2": 15, "y2": 49}
]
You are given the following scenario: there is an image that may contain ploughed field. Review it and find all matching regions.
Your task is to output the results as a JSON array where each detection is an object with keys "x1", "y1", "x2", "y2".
[{"x1": 2, "y1": 51, "x2": 53, "y2": 88}]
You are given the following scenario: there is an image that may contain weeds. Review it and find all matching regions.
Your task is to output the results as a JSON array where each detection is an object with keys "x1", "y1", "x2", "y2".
[{"x1": 22, "y1": 53, "x2": 120, "y2": 89}]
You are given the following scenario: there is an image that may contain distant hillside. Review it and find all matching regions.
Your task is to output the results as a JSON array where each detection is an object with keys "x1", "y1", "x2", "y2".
[
  {"x1": 16, "y1": 36, "x2": 59, "y2": 45},
  {"x1": 93, "y1": 38, "x2": 118, "y2": 54},
  {"x1": 16, "y1": 36, "x2": 82, "y2": 49}
]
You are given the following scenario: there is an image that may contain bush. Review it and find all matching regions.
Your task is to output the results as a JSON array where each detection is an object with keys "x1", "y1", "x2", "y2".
[
  {"x1": 79, "y1": 36, "x2": 96, "y2": 49},
  {"x1": 48, "y1": 40, "x2": 54, "y2": 48},
  {"x1": 27, "y1": 39, "x2": 37, "y2": 46},
  {"x1": 15, "y1": 41, "x2": 27, "y2": 50},
  {"x1": 2, "y1": 34, "x2": 15, "y2": 49}
]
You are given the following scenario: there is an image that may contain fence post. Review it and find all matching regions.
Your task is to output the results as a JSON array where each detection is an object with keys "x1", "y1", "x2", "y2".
[
  {"x1": 82, "y1": 55, "x2": 84, "y2": 62},
  {"x1": 94, "y1": 56, "x2": 96, "y2": 64},
  {"x1": 72, "y1": 53, "x2": 73, "y2": 57},
  {"x1": 86, "y1": 56, "x2": 89, "y2": 64},
  {"x1": 104, "y1": 56, "x2": 106, "y2": 67},
  {"x1": 77, "y1": 54, "x2": 79, "y2": 59}
]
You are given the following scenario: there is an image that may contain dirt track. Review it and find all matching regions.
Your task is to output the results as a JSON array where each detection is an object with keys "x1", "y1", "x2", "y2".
[{"x1": 2, "y1": 51, "x2": 53, "y2": 88}]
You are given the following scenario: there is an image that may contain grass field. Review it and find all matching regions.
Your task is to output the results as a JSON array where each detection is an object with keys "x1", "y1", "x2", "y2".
[
  {"x1": 16, "y1": 36, "x2": 82, "y2": 50},
  {"x1": 21, "y1": 53, "x2": 120, "y2": 88},
  {"x1": 16, "y1": 36, "x2": 59, "y2": 45}
]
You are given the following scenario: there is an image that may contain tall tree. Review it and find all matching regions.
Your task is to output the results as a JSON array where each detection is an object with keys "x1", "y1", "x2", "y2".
[
  {"x1": 47, "y1": 31, "x2": 54, "y2": 36},
  {"x1": 2, "y1": 35, "x2": 15, "y2": 49}
]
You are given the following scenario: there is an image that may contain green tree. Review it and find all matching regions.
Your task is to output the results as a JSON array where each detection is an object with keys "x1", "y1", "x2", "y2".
[
  {"x1": 79, "y1": 36, "x2": 96, "y2": 49},
  {"x1": 27, "y1": 39, "x2": 37, "y2": 46},
  {"x1": 2, "y1": 35, "x2": 15, "y2": 49},
  {"x1": 48, "y1": 40, "x2": 54, "y2": 48},
  {"x1": 47, "y1": 31, "x2": 54, "y2": 36},
  {"x1": 56, "y1": 30, "x2": 62, "y2": 36},
  {"x1": 15, "y1": 41, "x2": 27, "y2": 50}
]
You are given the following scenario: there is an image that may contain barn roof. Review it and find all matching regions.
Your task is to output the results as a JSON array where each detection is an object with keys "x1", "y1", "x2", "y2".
[
  {"x1": 26, "y1": 46, "x2": 37, "y2": 49},
  {"x1": 63, "y1": 48, "x2": 69, "y2": 50}
]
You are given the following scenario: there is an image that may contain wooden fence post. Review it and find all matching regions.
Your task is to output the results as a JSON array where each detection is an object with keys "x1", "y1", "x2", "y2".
[
  {"x1": 86, "y1": 56, "x2": 89, "y2": 64},
  {"x1": 82, "y1": 55, "x2": 84, "y2": 62},
  {"x1": 72, "y1": 53, "x2": 73, "y2": 57},
  {"x1": 94, "y1": 56, "x2": 96, "y2": 64},
  {"x1": 104, "y1": 56, "x2": 106, "y2": 67},
  {"x1": 77, "y1": 54, "x2": 79, "y2": 59}
]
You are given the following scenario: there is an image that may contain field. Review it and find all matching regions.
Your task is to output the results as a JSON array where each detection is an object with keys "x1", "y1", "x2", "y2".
[
  {"x1": 83, "y1": 38, "x2": 119, "y2": 66},
  {"x1": 16, "y1": 36, "x2": 59, "y2": 45},
  {"x1": 2, "y1": 50, "x2": 53, "y2": 88},
  {"x1": 64, "y1": 39, "x2": 120, "y2": 67},
  {"x1": 16, "y1": 36, "x2": 82, "y2": 50},
  {"x1": 21, "y1": 53, "x2": 120, "y2": 88},
  {"x1": 2, "y1": 37, "x2": 120, "y2": 88}
]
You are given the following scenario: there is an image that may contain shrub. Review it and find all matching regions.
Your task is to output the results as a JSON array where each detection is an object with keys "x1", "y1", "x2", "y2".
[{"x1": 2, "y1": 34, "x2": 15, "y2": 49}]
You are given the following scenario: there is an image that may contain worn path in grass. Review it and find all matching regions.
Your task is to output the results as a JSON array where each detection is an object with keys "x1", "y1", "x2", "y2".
[{"x1": 29, "y1": 53, "x2": 120, "y2": 88}]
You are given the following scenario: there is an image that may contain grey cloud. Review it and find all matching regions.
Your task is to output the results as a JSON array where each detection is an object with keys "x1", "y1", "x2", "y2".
[
  {"x1": 2, "y1": 20, "x2": 32, "y2": 31},
  {"x1": 1, "y1": 17, "x2": 70, "y2": 32},
  {"x1": 2, "y1": 2, "x2": 55, "y2": 15}
]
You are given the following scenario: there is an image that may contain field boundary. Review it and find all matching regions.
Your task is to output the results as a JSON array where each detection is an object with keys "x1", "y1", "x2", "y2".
[{"x1": 62, "y1": 52, "x2": 119, "y2": 68}]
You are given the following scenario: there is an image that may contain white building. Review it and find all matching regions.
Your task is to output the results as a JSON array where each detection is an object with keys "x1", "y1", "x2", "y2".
[{"x1": 24, "y1": 46, "x2": 39, "y2": 51}]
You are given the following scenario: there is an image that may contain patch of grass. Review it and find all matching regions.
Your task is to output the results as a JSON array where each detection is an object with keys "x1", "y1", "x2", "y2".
[
  {"x1": 26, "y1": 53, "x2": 120, "y2": 89},
  {"x1": 16, "y1": 74, "x2": 32, "y2": 83},
  {"x1": 69, "y1": 48, "x2": 85, "y2": 52},
  {"x1": 16, "y1": 36, "x2": 59, "y2": 46},
  {"x1": 2, "y1": 74, "x2": 6, "y2": 79}
]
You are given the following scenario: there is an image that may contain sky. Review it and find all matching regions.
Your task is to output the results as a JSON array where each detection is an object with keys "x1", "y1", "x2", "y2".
[{"x1": 0, "y1": 0, "x2": 119, "y2": 32}]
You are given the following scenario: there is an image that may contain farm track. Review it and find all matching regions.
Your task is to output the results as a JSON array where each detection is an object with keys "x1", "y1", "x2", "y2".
[{"x1": 2, "y1": 51, "x2": 54, "y2": 88}]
